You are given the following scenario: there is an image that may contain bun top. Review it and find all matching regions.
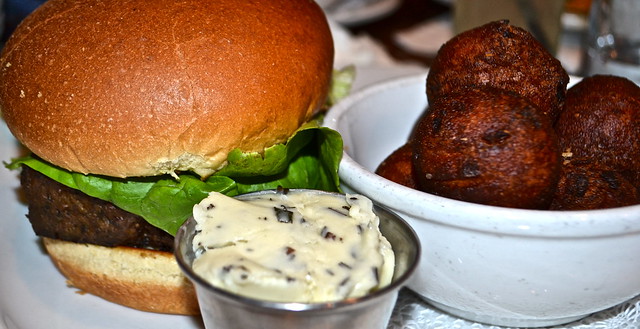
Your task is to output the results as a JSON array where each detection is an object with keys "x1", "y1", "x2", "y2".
[{"x1": 0, "y1": 0, "x2": 334, "y2": 178}]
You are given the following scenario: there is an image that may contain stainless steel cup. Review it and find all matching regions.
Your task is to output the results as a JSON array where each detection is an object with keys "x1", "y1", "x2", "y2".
[
  {"x1": 175, "y1": 189, "x2": 420, "y2": 329},
  {"x1": 582, "y1": 0, "x2": 640, "y2": 83}
]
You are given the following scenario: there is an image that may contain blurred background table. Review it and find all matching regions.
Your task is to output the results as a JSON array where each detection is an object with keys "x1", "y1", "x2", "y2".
[
  {"x1": 344, "y1": 0, "x2": 451, "y2": 67},
  {"x1": 327, "y1": 0, "x2": 591, "y2": 77}
]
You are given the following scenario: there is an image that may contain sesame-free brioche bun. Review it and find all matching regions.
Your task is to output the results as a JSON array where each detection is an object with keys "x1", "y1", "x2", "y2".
[
  {"x1": 43, "y1": 238, "x2": 200, "y2": 315},
  {"x1": 0, "y1": 0, "x2": 334, "y2": 178}
]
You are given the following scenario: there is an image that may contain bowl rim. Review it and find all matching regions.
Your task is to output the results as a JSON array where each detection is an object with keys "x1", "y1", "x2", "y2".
[
  {"x1": 174, "y1": 189, "x2": 421, "y2": 313},
  {"x1": 324, "y1": 73, "x2": 640, "y2": 238}
]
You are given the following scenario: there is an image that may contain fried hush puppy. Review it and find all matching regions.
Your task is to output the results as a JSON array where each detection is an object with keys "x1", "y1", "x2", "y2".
[
  {"x1": 411, "y1": 87, "x2": 561, "y2": 209},
  {"x1": 550, "y1": 159, "x2": 640, "y2": 210},
  {"x1": 426, "y1": 20, "x2": 569, "y2": 122},
  {"x1": 555, "y1": 75, "x2": 640, "y2": 188},
  {"x1": 374, "y1": 22, "x2": 639, "y2": 210},
  {"x1": 375, "y1": 143, "x2": 418, "y2": 189}
]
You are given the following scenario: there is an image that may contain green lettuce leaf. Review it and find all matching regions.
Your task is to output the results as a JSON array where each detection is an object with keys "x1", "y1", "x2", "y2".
[
  {"x1": 6, "y1": 125, "x2": 343, "y2": 235},
  {"x1": 328, "y1": 65, "x2": 356, "y2": 106}
]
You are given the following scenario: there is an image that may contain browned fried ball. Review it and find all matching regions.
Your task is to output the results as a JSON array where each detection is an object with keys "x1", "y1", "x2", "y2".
[
  {"x1": 555, "y1": 75, "x2": 640, "y2": 188},
  {"x1": 550, "y1": 159, "x2": 639, "y2": 210},
  {"x1": 375, "y1": 143, "x2": 418, "y2": 189},
  {"x1": 426, "y1": 20, "x2": 569, "y2": 122},
  {"x1": 411, "y1": 87, "x2": 561, "y2": 209}
]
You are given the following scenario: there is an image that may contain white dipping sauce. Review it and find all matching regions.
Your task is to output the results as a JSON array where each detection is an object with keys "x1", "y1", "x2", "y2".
[{"x1": 191, "y1": 190, "x2": 394, "y2": 303}]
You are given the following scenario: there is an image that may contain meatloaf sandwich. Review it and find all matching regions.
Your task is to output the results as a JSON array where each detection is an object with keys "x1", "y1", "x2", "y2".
[{"x1": 0, "y1": 0, "x2": 341, "y2": 315}]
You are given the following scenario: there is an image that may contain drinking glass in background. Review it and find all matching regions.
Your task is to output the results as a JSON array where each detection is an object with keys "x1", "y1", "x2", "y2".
[{"x1": 582, "y1": 0, "x2": 640, "y2": 84}]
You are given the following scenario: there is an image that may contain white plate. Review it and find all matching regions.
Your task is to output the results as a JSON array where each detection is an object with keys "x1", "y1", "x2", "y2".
[
  {"x1": 0, "y1": 124, "x2": 203, "y2": 329},
  {"x1": 325, "y1": 0, "x2": 401, "y2": 26}
]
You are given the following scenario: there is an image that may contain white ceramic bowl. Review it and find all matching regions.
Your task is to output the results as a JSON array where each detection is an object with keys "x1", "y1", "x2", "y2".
[{"x1": 324, "y1": 73, "x2": 640, "y2": 328}]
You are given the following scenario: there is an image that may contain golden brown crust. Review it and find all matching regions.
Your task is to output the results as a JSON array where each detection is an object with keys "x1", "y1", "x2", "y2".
[
  {"x1": 411, "y1": 87, "x2": 561, "y2": 209},
  {"x1": 375, "y1": 143, "x2": 418, "y2": 189},
  {"x1": 550, "y1": 159, "x2": 640, "y2": 210},
  {"x1": 555, "y1": 75, "x2": 640, "y2": 188},
  {"x1": 0, "y1": 0, "x2": 333, "y2": 178},
  {"x1": 426, "y1": 20, "x2": 569, "y2": 122},
  {"x1": 43, "y1": 238, "x2": 200, "y2": 315}
]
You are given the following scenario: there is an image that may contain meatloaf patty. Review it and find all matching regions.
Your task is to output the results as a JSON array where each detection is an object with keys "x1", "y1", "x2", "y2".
[{"x1": 21, "y1": 165, "x2": 174, "y2": 251}]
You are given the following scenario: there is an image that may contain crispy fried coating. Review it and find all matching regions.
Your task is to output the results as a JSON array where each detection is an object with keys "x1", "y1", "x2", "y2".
[
  {"x1": 411, "y1": 87, "x2": 561, "y2": 209},
  {"x1": 426, "y1": 20, "x2": 569, "y2": 122},
  {"x1": 550, "y1": 159, "x2": 639, "y2": 210},
  {"x1": 375, "y1": 143, "x2": 418, "y2": 189},
  {"x1": 555, "y1": 75, "x2": 640, "y2": 188}
]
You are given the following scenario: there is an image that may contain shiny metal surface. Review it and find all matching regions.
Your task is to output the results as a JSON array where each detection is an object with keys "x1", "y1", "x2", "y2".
[{"x1": 175, "y1": 189, "x2": 420, "y2": 329}]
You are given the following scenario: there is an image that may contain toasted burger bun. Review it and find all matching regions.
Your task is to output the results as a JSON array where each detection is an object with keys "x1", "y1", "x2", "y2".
[
  {"x1": 0, "y1": 0, "x2": 334, "y2": 315},
  {"x1": 0, "y1": 0, "x2": 334, "y2": 178},
  {"x1": 43, "y1": 238, "x2": 200, "y2": 315}
]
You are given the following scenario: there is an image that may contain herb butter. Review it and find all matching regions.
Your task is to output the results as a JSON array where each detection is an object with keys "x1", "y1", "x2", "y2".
[{"x1": 191, "y1": 189, "x2": 395, "y2": 303}]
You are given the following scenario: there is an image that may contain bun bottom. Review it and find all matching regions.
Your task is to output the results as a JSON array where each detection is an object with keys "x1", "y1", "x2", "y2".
[{"x1": 43, "y1": 238, "x2": 199, "y2": 315}]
